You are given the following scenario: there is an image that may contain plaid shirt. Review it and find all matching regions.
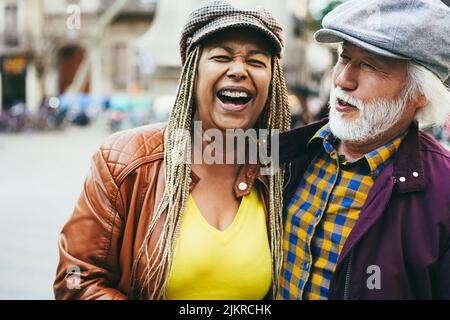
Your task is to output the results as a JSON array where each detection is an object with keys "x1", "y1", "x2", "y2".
[{"x1": 279, "y1": 125, "x2": 404, "y2": 300}]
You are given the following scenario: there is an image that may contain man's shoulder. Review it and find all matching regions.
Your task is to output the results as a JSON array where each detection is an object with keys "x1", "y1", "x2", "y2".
[
  {"x1": 418, "y1": 130, "x2": 450, "y2": 184},
  {"x1": 280, "y1": 118, "x2": 328, "y2": 142},
  {"x1": 279, "y1": 118, "x2": 329, "y2": 163},
  {"x1": 98, "y1": 122, "x2": 166, "y2": 179},
  {"x1": 419, "y1": 130, "x2": 450, "y2": 162}
]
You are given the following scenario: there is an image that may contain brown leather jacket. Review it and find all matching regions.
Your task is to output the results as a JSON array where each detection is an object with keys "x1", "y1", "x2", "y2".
[{"x1": 54, "y1": 123, "x2": 270, "y2": 299}]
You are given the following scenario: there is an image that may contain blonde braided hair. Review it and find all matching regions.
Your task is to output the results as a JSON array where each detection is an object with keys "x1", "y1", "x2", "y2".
[{"x1": 131, "y1": 45, "x2": 291, "y2": 299}]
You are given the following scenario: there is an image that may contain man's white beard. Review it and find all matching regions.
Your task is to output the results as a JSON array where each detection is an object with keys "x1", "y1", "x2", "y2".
[{"x1": 328, "y1": 87, "x2": 408, "y2": 143}]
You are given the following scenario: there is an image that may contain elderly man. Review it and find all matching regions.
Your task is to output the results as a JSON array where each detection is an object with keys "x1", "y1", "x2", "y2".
[{"x1": 279, "y1": 0, "x2": 450, "y2": 299}]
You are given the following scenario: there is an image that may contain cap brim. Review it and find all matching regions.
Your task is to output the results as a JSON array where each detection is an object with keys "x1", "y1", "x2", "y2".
[
  {"x1": 190, "y1": 16, "x2": 283, "y2": 57},
  {"x1": 314, "y1": 29, "x2": 411, "y2": 60}
]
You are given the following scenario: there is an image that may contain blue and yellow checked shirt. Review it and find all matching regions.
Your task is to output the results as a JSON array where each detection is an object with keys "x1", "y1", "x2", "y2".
[{"x1": 279, "y1": 125, "x2": 404, "y2": 300}]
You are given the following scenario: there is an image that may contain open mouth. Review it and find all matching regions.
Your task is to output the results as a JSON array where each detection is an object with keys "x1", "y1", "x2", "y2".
[
  {"x1": 217, "y1": 89, "x2": 253, "y2": 108},
  {"x1": 337, "y1": 98, "x2": 358, "y2": 109}
]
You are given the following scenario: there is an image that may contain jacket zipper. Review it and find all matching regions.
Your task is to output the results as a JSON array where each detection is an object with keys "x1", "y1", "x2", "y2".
[{"x1": 343, "y1": 249, "x2": 354, "y2": 300}]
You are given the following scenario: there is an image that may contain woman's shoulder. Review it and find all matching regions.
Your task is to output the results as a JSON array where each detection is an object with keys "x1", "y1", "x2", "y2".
[{"x1": 97, "y1": 122, "x2": 167, "y2": 179}]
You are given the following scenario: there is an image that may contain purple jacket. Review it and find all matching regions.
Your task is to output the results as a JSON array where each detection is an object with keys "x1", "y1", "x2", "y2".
[{"x1": 280, "y1": 119, "x2": 450, "y2": 299}]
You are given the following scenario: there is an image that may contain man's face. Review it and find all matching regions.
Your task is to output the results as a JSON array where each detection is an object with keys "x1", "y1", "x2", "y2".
[
  {"x1": 195, "y1": 28, "x2": 272, "y2": 131},
  {"x1": 329, "y1": 42, "x2": 418, "y2": 142}
]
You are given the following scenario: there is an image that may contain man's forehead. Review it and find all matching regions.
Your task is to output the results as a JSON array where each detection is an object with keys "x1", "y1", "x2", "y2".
[
  {"x1": 342, "y1": 42, "x2": 404, "y2": 66},
  {"x1": 342, "y1": 42, "x2": 379, "y2": 59}
]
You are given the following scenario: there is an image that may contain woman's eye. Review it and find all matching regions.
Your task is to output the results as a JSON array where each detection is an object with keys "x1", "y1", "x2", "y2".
[
  {"x1": 212, "y1": 56, "x2": 231, "y2": 62},
  {"x1": 248, "y1": 60, "x2": 266, "y2": 67}
]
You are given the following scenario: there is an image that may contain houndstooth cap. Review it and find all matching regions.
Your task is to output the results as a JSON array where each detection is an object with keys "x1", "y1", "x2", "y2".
[{"x1": 180, "y1": 0, "x2": 284, "y2": 65}]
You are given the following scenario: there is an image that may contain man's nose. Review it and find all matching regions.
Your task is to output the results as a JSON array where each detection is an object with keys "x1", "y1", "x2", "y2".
[
  {"x1": 334, "y1": 63, "x2": 358, "y2": 91},
  {"x1": 227, "y1": 60, "x2": 248, "y2": 80}
]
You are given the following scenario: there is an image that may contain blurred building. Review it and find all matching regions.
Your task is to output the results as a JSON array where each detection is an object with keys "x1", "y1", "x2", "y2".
[
  {"x1": 0, "y1": 0, "x2": 334, "y2": 119},
  {"x1": 0, "y1": 0, "x2": 44, "y2": 114},
  {"x1": 285, "y1": 0, "x2": 333, "y2": 101},
  {"x1": 131, "y1": 0, "x2": 202, "y2": 96},
  {"x1": 0, "y1": 0, "x2": 157, "y2": 115},
  {"x1": 41, "y1": 0, "x2": 156, "y2": 97}
]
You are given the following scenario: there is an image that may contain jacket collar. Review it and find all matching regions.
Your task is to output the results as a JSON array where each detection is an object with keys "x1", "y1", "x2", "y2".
[
  {"x1": 189, "y1": 163, "x2": 266, "y2": 198},
  {"x1": 279, "y1": 118, "x2": 329, "y2": 164},
  {"x1": 164, "y1": 124, "x2": 268, "y2": 198},
  {"x1": 392, "y1": 121, "x2": 427, "y2": 193},
  {"x1": 280, "y1": 119, "x2": 427, "y2": 193}
]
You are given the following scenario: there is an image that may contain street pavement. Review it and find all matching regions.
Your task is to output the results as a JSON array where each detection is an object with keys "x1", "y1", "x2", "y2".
[{"x1": 0, "y1": 122, "x2": 111, "y2": 299}]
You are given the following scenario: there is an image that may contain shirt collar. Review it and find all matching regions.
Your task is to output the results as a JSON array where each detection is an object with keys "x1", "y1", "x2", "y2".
[
  {"x1": 308, "y1": 124, "x2": 406, "y2": 177},
  {"x1": 365, "y1": 133, "x2": 405, "y2": 176}
]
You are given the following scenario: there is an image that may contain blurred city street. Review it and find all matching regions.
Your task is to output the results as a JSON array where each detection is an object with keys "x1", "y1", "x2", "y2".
[
  {"x1": 0, "y1": 120, "x2": 110, "y2": 299},
  {"x1": 0, "y1": 0, "x2": 449, "y2": 301}
]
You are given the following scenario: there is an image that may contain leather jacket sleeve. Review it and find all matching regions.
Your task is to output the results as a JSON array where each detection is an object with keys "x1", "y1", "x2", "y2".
[{"x1": 53, "y1": 147, "x2": 128, "y2": 300}]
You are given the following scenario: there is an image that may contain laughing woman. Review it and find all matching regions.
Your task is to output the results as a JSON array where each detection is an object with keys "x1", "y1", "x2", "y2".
[{"x1": 54, "y1": 0, "x2": 290, "y2": 300}]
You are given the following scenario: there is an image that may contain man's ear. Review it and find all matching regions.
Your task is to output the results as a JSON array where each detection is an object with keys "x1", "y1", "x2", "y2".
[{"x1": 415, "y1": 93, "x2": 428, "y2": 109}]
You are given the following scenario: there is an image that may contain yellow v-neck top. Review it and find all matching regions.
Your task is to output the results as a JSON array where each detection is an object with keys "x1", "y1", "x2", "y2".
[{"x1": 165, "y1": 188, "x2": 272, "y2": 300}]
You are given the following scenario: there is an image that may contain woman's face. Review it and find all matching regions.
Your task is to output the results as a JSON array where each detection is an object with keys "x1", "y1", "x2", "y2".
[{"x1": 195, "y1": 28, "x2": 273, "y2": 131}]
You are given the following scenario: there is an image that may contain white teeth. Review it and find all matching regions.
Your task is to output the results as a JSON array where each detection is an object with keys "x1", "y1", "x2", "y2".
[{"x1": 220, "y1": 90, "x2": 250, "y2": 98}]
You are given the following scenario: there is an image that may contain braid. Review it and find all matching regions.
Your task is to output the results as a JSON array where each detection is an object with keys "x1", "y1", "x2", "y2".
[
  {"x1": 266, "y1": 56, "x2": 291, "y2": 297},
  {"x1": 131, "y1": 46, "x2": 201, "y2": 299},
  {"x1": 131, "y1": 50, "x2": 291, "y2": 300}
]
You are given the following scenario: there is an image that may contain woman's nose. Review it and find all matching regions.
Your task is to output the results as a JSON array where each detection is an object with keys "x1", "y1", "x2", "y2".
[{"x1": 227, "y1": 60, "x2": 248, "y2": 80}]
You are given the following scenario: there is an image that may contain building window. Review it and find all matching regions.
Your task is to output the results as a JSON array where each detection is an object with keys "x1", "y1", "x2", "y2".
[
  {"x1": 112, "y1": 43, "x2": 128, "y2": 89},
  {"x1": 4, "y1": 4, "x2": 19, "y2": 46}
]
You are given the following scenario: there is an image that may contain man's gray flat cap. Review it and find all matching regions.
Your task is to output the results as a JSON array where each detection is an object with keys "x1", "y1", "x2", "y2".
[{"x1": 314, "y1": 0, "x2": 450, "y2": 82}]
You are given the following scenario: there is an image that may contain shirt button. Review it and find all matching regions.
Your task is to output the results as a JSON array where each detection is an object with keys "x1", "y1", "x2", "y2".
[
  {"x1": 412, "y1": 172, "x2": 419, "y2": 178},
  {"x1": 399, "y1": 176, "x2": 406, "y2": 182},
  {"x1": 238, "y1": 182, "x2": 248, "y2": 191}
]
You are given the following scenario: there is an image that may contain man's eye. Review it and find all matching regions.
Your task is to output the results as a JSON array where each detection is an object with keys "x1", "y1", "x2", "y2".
[
  {"x1": 338, "y1": 55, "x2": 350, "y2": 64},
  {"x1": 361, "y1": 62, "x2": 376, "y2": 71}
]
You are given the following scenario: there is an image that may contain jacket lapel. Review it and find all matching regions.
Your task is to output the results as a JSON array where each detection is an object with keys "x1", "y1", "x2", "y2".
[
  {"x1": 336, "y1": 122, "x2": 426, "y2": 266},
  {"x1": 336, "y1": 163, "x2": 395, "y2": 266}
]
